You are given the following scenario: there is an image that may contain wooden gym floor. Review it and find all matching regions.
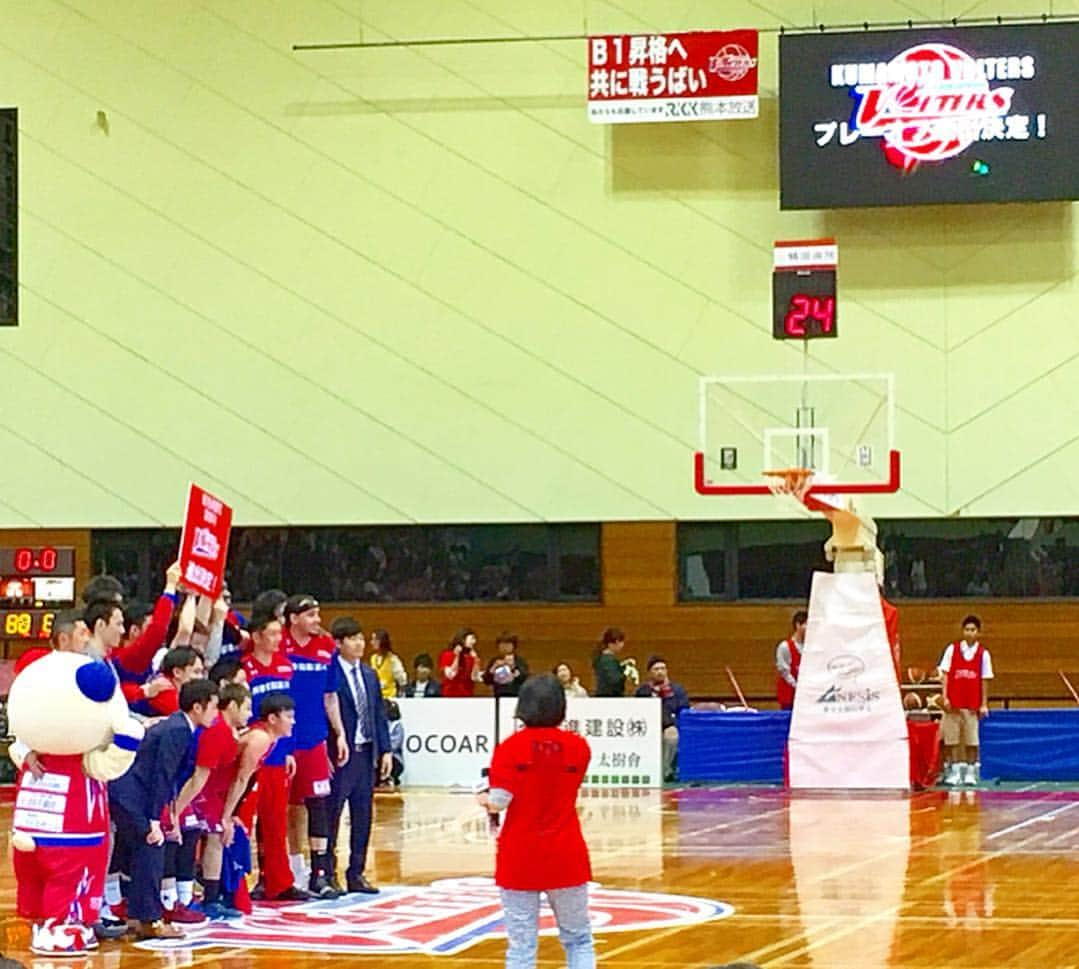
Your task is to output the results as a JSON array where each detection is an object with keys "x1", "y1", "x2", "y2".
[{"x1": 3, "y1": 785, "x2": 1079, "y2": 968}]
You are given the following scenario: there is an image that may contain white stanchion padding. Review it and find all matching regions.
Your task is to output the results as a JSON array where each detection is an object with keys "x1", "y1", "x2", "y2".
[
  {"x1": 788, "y1": 570, "x2": 909, "y2": 789},
  {"x1": 397, "y1": 698, "x2": 496, "y2": 788}
]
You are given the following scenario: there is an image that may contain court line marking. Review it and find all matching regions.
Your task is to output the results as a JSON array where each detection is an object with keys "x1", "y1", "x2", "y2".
[
  {"x1": 985, "y1": 799, "x2": 1079, "y2": 840},
  {"x1": 1035, "y1": 820, "x2": 1079, "y2": 847}
]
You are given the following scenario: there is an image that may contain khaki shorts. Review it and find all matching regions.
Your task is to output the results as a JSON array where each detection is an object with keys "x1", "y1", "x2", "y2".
[{"x1": 941, "y1": 708, "x2": 980, "y2": 747}]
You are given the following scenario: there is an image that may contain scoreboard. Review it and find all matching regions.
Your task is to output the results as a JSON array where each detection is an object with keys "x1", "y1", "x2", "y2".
[{"x1": 0, "y1": 546, "x2": 77, "y2": 640}]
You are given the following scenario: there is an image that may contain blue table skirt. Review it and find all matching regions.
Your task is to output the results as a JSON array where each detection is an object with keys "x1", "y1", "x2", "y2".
[
  {"x1": 679, "y1": 710, "x2": 791, "y2": 783},
  {"x1": 679, "y1": 708, "x2": 1079, "y2": 783},
  {"x1": 980, "y1": 709, "x2": 1079, "y2": 782}
]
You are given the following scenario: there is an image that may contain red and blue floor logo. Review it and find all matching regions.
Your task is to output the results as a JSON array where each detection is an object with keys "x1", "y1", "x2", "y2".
[{"x1": 136, "y1": 877, "x2": 734, "y2": 955}]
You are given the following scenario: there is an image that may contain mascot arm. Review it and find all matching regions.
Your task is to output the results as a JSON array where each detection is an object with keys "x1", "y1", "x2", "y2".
[
  {"x1": 83, "y1": 715, "x2": 145, "y2": 782},
  {"x1": 9, "y1": 738, "x2": 29, "y2": 770}
]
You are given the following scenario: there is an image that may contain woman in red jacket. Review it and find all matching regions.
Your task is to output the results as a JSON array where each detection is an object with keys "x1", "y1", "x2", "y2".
[{"x1": 479, "y1": 674, "x2": 594, "y2": 969}]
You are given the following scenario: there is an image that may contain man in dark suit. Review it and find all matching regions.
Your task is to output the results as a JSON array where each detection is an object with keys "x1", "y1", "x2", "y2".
[
  {"x1": 326, "y1": 618, "x2": 391, "y2": 894},
  {"x1": 108, "y1": 679, "x2": 218, "y2": 939}
]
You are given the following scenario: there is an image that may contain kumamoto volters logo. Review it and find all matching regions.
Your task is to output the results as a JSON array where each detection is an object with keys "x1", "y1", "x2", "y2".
[{"x1": 135, "y1": 878, "x2": 734, "y2": 955}]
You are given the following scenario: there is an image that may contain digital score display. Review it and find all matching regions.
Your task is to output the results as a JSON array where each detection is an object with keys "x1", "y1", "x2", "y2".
[
  {"x1": 0, "y1": 546, "x2": 74, "y2": 577},
  {"x1": 0, "y1": 609, "x2": 56, "y2": 640},
  {"x1": 780, "y1": 22, "x2": 1079, "y2": 209},
  {"x1": 773, "y1": 269, "x2": 838, "y2": 339},
  {"x1": 0, "y1": 547, "x2": 75, "y2": 638}
]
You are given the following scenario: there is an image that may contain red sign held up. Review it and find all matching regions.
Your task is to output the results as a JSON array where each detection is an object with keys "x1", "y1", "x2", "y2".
[{"x1": 178, "y1": 484, "x2": 233, "y2": 599}]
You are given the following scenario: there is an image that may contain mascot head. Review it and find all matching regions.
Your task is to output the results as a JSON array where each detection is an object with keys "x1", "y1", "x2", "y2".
[{"x1": 8, "y1": 651, "x2": 130, "y2": 754}]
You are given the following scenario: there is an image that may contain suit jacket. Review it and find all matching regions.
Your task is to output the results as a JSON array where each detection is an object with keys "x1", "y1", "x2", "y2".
[
  {"x1": 328, "y1": 656, "x2": 391, "y2": 765},
  {"x1": 108, "y1": 710, "x2": 194, "y2": 834},
  {"x1": 403, "y1": 678, "x2": 441, "y2": 698}
]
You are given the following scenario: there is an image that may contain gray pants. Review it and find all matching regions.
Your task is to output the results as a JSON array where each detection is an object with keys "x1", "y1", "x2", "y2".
[{"x1": 500, "y1": 884, "x2": 594, "y2": 969}]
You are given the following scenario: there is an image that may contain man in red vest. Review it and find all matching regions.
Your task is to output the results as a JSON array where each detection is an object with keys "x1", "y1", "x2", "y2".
[
  {"x1": 938, "y1": 615, "x2": 993, "y2": 786},
  {"x1": 775, "y1": 610, "x2": 807, "y2": 710}
]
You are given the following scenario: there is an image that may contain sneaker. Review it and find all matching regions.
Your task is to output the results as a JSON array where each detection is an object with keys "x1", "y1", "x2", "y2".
[
  {"x1": 962, "y1": 763, "x2": 978, "y2": 786},
  {"x1": 942, "y1": 763, "x2": 960, "y2": 786},
  {"x1": 200, "y1": 900, "x2": 243, "y2": 921},
  {"x1": 271, "y1": 885, "x2": 313, "y2": 902},
  {"x1": 32, "y1": 920, "x2": 95, "y2": 956},
  {"x1": 78, "y1": 924, "x2": 100, "y2": 950},
  {"x1": 92, "y1": 915, "x2": 129, "y2": 941},
  {"x1": 164, "y1": 902, "x2": 207, "y2": 924},
  {"x1": 308, "y1": 875, "x2": 342, "y2": 900}
]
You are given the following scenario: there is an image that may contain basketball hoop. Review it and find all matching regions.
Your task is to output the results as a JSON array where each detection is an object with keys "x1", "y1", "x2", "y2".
[{"x1": 763, "y1": 467, "x2": 815, "y2": 504}]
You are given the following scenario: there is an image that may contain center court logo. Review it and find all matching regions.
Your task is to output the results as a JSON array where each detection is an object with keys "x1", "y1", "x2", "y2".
[{"x1": 136, "y1": 877, "x2": 734, "y2": 955}]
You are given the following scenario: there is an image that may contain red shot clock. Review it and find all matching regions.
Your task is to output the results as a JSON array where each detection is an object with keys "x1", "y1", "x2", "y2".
[{"x1": 773, "y1": 239, "x2": 838, "y2": 340}]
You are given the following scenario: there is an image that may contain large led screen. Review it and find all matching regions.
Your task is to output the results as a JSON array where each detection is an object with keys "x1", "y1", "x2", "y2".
[{"x1": 779, "y1": 22, "x2": 1079, "y2": 209}]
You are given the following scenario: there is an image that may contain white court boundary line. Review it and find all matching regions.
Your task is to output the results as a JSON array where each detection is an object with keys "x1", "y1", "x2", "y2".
[{"x1": 985, "y1": 800, "x2": 1079, "y2": 841}]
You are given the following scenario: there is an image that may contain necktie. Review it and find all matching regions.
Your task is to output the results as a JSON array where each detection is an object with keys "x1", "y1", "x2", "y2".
[{"x1": 351, "y1": 665, "x2": 367, "y2": 743}]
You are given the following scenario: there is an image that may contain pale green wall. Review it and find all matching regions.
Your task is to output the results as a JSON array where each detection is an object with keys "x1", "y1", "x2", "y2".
[{"x1": 0, "y1": 0, "x2": 1075, "y2": 527}]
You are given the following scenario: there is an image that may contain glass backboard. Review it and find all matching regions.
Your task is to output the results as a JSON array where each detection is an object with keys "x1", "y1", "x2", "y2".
[{"x1": 694, "y1": 372, "x2": 899, "y2": 496}]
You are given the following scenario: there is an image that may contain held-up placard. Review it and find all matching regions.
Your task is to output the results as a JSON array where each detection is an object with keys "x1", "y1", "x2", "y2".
[{"x1": 178, "y1": 483, "x2": 233, "y2": 598}]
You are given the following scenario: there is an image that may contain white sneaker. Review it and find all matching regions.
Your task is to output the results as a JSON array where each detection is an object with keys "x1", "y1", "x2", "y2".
[
  {"x1": 31, "y1": 919, "x2": 94, "y2": 956},
  {"x1": 943, "y1": 763, "x2": 961, "y2": 786},
  {"x1": 79, "y1": 923, "x2": 100, "y2": 950},
  {"x1": 963, "y1": 763, "x2": 978, "y2": 786}
]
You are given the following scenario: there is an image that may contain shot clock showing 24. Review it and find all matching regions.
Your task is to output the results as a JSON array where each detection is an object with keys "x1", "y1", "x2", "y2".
[
  {"x1": 0, "y1": 546, "x2": 77, "y2": 640},
  {"x1": 773, "y1": 239, "x2": 838, "y2": 340}
]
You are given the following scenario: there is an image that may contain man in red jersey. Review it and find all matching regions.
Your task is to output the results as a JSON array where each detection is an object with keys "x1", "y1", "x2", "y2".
[
  {"x1": 938, "y1": 615, "x2": 993, "y2": 788},
  {"x1": 108, "y1": 562, "x2": 182, "y2": 710},
  {"x1": 172, "y1": 683, "x2": 252, "y2": 919},
  {"x1": 221, "y1": 695, "x2": 297, "y2": 912},
  {"x1": 241, "y1": 615, "x2": 307, "y2": 901},
  {"x1": 280, "y1": 595, "x2": 348, "y2": 897}
]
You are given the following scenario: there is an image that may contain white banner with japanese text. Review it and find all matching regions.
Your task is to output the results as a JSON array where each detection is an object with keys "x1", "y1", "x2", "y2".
[
  {"x1": 588, "y1": 30, "x2": 759, "y2": 124},
  {"x1": 397, "y1": 698, "x2": 496, "y2": 788},
  {"x1": 497, "y1": 697, "x2": 663, "y2": 788}
]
